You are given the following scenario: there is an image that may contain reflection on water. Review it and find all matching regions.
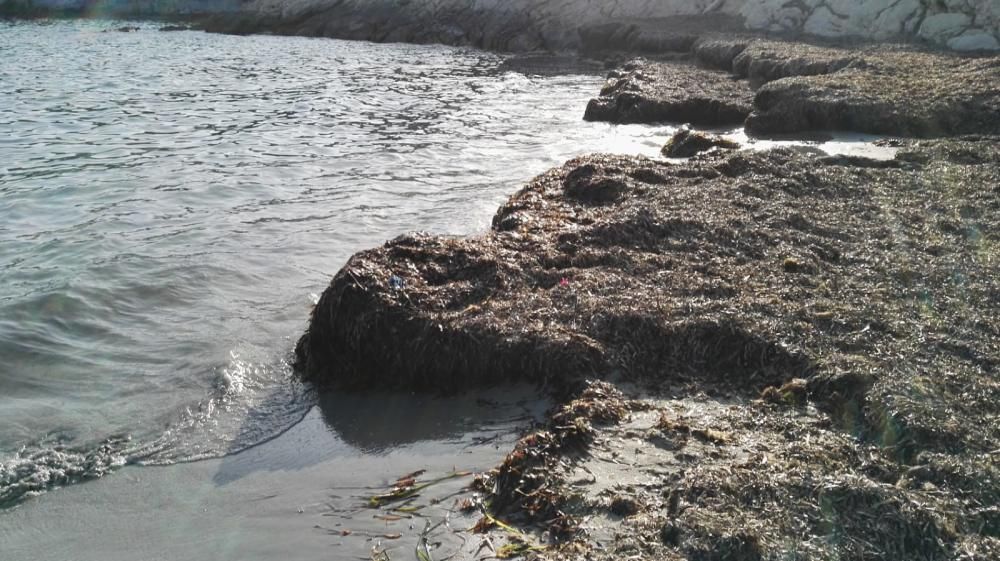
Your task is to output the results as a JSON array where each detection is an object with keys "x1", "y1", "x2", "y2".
[
  {"x1": 315, "y1": 388, "x2": 541, "y2": 454},
  {"x1": 211, "y1": 385, "x2": 546, "y2": 486}
]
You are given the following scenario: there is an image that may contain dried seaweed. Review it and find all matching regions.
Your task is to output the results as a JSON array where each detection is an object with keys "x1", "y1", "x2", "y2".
[
  {"x1": 583, "y1": 58, "x2": 752, "y2": 126},
  {"x1": 589, "y1": 37, "x2": 1000, "y2": 138}
]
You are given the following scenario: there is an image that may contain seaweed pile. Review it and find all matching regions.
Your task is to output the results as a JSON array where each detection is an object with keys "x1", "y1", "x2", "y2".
[
  {"x1": 471, "y1": 381, "x2": 641, "y2": 541},
  {"x1": 518, "y1": 387, "x2": 999, "y2": 561},
  {"x1": 586, "y1": 37, "x2": 1000, "y2": 138},
  {"x1": 583, "y1": 59, "x2": 752, "y2": 126},
  {"x1": 298, "y1": 135, "x2": 999, "y2": 558},
  {"x1": 661, "y1": 128, "x2": 739, "y2": 158}
]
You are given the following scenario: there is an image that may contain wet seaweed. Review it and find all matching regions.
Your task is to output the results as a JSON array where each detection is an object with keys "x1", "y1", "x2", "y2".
[
  {"x1": 583, "y1": 58, "x2": 752, "y2": 126},
  {"x1": 367, "y1": 471, "x2": 472, "y2": 509},
  {"x1": 470, "y1": 382, "x2": 640, "y2": 541},
  {"x1": 298, "y1": 136, "x2": 999, "y2": 559}
]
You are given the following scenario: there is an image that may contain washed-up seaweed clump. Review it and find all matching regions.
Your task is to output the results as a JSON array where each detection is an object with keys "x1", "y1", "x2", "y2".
[
  {"x1": 298, "y1": 136, "x2": 999, "y2": 558},
  {"x1": 692, "y1": 35, "x2": 860, "y2": 87},
  {"x1": 298, "y1": 138, "x2": 1000, "y2": 454},
  {"x1": 745, "y1": 49, "x2": 1000, "y2": 137},
  {"x1": 471, "y1": 381, "x2": 639, "y2": 540},
  {"x1": 583, "y1": 58, "x2": 752, "y2": 126},
  {"x1": 490, "y1": 389, "x2": 998, "y2": 561},
  {"x1": 661, "y1": 127, "x2": 739, "y2": 158},
  {"x1": 715, "y1": 37, "x2": 1000, "y2": 137}
]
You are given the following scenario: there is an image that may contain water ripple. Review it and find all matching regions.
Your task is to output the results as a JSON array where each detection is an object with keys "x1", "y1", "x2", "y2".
[{"x1": 0, "y1": 20, "x2": 666, "y2": 503}]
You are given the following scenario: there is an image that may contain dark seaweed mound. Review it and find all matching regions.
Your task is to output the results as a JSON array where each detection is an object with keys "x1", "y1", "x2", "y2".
[{"x1": 298, "y1": 137, "x2": 999, "y2": 454}]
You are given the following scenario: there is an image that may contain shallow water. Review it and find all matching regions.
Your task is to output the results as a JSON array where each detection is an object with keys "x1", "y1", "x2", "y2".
[
  {"x1": 722, "y1": 129, "x2": 899, "y2": 160},
  {"x1": 0, "y1": 388, "x2": 547, "y2": 561},
  {"x1": 0, "y1": 20, "x2": 668, "y2": 496}
]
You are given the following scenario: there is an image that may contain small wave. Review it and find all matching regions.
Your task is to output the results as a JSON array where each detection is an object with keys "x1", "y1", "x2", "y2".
[
  {"x1": 133, "y1": 349, "x2": 315, "y2": 466},
  {"x1": 0, "y1": 436, "x2": 130, "y2": 508},
  {"x1": 0, "y1": 348, "x2": 316, "y2": 508}
]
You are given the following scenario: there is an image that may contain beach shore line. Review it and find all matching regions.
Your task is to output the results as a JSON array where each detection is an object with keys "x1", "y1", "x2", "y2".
[{"x1": 296, "y1": 33, "x2": 1000, "y2": 560}]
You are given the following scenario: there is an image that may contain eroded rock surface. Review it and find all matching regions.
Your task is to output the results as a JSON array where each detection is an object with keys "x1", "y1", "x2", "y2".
[
  {"x1": 7, "y1": 0, "x2": 1000, "y2": 53},
  {"x1": 584, "y1": 59, "x2": 753, "y2": 126}
]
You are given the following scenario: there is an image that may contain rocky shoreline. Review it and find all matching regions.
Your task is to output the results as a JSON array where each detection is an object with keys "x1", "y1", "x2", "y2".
[
  {"x1": 299, "y1": 133, "x2": 1000, "y2": 559},
  {"x1": 5, "y1": 6, "x2": 997, "y2": 559},
  {"x1": 295, "y1": 34, "x2": 1000, "y2": 559}
]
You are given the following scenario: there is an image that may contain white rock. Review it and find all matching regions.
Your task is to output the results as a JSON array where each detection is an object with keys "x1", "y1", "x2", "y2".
[
  {"x1": 919, "y1": 13, "x2": 973, "y2": 41},
  {"x1": 871, "y1": 0, "x2": 922, "y2": 38},
  {"x1": 947, "y1": 30, "x2": 1000, "y2": 50},
  {"x1": 741, "y1": 0, "x2": 787, "y2": 30},
  {"x1": 773, "y1": 6, "x2": 810, "y2": 30},
  {"x1": 238, "y1": 0, "x2": 1000, "y2": 53},
  {"x1": 804, "y1": 6, "x2": 846, "y2": 37}
]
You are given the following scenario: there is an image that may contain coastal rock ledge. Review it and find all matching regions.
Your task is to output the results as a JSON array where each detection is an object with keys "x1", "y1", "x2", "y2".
[{"x1": 297, "y1": 138, "x2": 1000, "y2": 557}]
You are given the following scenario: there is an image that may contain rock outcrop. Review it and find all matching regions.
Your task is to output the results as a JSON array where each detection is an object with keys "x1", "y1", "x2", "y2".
[
  {"x1": 214, "y1": 0, "x2": 1000, "y2": 53},
  {"x1": 583, "y1": 59, "x2": 753, "y2": 126}
]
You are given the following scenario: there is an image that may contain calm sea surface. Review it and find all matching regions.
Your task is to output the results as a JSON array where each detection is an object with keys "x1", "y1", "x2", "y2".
[{"x1": 0, "y1": 20, "x2": 668, "y2": 507}]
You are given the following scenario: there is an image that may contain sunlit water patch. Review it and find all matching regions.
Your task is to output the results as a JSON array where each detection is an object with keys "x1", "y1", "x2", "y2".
[{"x1": 722, "y1": 128, "x2": 900, "y2": 159}]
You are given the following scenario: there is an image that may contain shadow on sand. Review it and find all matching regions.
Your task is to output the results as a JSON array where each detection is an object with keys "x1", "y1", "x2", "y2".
[{"x1": 210, "y1": 380, "x2": 545, "y2": 486}]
